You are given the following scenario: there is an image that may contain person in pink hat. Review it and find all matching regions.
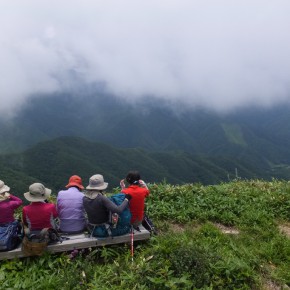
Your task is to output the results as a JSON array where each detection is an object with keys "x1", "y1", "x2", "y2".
[
  {"x1": 0, "y1": 180, "x2": 22, "y2": 225},
  {"x1": 57, "y1": 175, "x2": 86, "y2": 234}
]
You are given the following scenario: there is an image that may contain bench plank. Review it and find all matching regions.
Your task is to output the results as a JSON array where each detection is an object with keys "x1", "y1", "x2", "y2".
[{"x1": 0, "y1": 226, "x2": 150, "y2": 260}]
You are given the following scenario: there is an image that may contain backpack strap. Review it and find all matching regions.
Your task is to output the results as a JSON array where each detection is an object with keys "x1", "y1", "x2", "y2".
[
  {"x1": 88, "y1": 223, "x2": 112, "y2": 238},
  {"x1": 105, "y1": 224, "x2": 112, "y2": 237}
]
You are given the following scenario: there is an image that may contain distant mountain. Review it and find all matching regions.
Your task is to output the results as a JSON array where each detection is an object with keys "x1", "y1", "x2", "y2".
[
  {"x1": 1, "y1": 92, "x2": 290, "y2": 188},
  {"x1": 1, "y1": 136, "x2": 285, "y2": 198}
]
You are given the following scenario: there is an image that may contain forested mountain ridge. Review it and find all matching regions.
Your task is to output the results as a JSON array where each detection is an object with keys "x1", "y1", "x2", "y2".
[
  {"x1": 0, "y1": 136, "x2": 288, "y2": 198},
  {"x1": 1, "y1": 92, "x2": 290, "y2": 194},
  {"x1": 1, "y1": 92, "x2": 290, "y2": 158}
]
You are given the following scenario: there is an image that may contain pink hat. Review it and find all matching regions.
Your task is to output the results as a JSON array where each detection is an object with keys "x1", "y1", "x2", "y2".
[{"x1": 66, "y1": 175, "x2": 84, "y2": 190}]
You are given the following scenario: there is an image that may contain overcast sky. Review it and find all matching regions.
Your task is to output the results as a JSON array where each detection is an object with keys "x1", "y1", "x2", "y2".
[{"x1": 1, "y1": 0, "x2": 290, "y2": 115}]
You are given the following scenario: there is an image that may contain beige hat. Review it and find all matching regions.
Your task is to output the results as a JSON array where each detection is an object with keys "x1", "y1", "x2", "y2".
[
  {"x1": 24, "y1": 183, "x2": 51, "y2": 202},
  {"x1": 86, "y1": 174, "x2": 108, "y2": 191},
  {"x1": 0, "y1": 180, "x2": 10, "y2": 194}
]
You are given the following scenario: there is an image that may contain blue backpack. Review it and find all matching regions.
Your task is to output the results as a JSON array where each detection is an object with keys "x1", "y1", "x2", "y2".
[
  {"x1": 0, "y1": 220, "x2": 22, "y2": 251},
  {"x1": 92, "y1": 193, "x2": 132, "y2": 238},
  {"x1": 109, "y1": 193, "x2": 132, "y2": 236}
]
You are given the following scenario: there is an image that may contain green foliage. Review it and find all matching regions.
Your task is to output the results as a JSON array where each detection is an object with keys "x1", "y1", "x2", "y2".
[
  {"x1": 0, "y1": 136, "x2": 281, "y2": 199},
  {"x1": 147, "y1": 180, "x2": 290, "y2": 227},
  {"x1": 1, "y1": 180, "x2": 290, "y2": 289}
]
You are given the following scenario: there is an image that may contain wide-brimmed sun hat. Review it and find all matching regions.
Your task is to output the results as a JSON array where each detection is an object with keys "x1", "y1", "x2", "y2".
[
  {"x1": 24, "y1": 183, "x2": 51, "y2": 202},
  {"x1": 65, "y1": 175, "x2": 84, "y2": 190},
  {"x1": 86, "y1": 174, "x2": 108, "y2": 191},
  {"x1": 0, "y1": 180, "x2": 10, "y2": 202},
  {"x1": 0, "y1": 180, "x2": 10, "y2": 194}
]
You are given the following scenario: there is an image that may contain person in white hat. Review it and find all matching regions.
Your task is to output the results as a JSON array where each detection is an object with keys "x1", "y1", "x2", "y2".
[
  {"x1": 0, "y1": 180, "x2": 22, "y2": 224},
  {"x1": 83, "y1": 174, "x2": 131, "y2": 237},
  {"x1": 22, "y1": 183, "x2": 58, "y2": 232}
]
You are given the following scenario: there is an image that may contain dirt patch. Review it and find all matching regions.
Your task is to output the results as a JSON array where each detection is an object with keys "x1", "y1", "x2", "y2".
[
  {"x1": 262, "y1": 279, "x2": 282, "y2": 290},
  {"x1": 214, "y1": 223, "x2": 240, "y2": 235},
  {"x1": 169, "y1": 223, "x2": 186, "y2": 233},
  {"x1": 279, "y1": 223, "x2": 290, "y2": 238}
]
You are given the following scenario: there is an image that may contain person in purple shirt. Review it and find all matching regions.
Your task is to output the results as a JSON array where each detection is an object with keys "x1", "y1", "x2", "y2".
[
  {"x1": 57, "y1": 175, "x2": 86, "y2": 234},
  {"x1": 0, "y1": 180, "x2": 22, "y2": 224}
]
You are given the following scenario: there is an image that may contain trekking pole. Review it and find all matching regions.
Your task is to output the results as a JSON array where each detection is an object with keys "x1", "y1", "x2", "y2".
[{"x1": 130, "y1": 225, "x2": 134, "y2": 263}]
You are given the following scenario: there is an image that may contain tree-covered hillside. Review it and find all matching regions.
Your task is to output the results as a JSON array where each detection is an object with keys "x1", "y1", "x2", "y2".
[{"x1": 1, "y1": 136, "x2": 287, "y2": 198}]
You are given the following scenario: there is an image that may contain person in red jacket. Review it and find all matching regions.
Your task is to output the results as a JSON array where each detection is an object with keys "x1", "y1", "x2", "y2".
[
  {"x1": 120, "y1": 171, "x2": 150, "y2": 227},
  {"x1": 22, "y1": 183, "x2": 58, "y2": 233},
  {"x1": 0, "y1": 180, "x2": 22, "y2": 224}
]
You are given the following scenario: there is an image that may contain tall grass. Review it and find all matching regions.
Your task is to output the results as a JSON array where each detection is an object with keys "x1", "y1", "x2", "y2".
[{"x1": 1, "y1": 179, "x2": 290, "y2": 289}]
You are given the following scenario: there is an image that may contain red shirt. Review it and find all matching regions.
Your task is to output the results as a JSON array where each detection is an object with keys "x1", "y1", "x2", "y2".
[
  {"x1": 121, "y1": 185, "x2": 149, "y2": 224},
  {"x1": 22, "y1": 202, "x2": 58, "y2": 230},
  {"x1": 0, "y1": 195, "x2": 22, "y2": 224}
]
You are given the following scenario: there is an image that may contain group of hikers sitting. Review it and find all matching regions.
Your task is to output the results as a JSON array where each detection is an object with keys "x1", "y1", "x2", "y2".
[{"x1": 0, "y1": 171, "x2": 150, "y2": 252}]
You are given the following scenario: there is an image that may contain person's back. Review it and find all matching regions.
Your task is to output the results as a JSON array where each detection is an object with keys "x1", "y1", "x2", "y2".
[
  {"x1": 22, "y1": 183, "x2": 58, "y2": 232},
  {"x1": 23, "y1": 202, "x2": 57, "y2": 230},
  {"x1": 0, "y1": 180, "x2": 22, "y2": 224},
  {"x1": 83, "y1": 174, "x2": 131, "y2": 237},
  {"x1": 83, "y1": 193, "x2": 111, "y2": 225},
  {"x1": 57, "y1": 175, "x2": 86, "y2": 233},
  {"x1": 121, "y1": 171, "x2": 150, "y2": 226}
]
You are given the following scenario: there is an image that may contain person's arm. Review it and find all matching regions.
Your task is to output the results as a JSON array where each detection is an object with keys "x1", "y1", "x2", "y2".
[
  {"x1": 145, "y1": 189, "x2": 150, "y2": 197},
  {"x1": 138, "y1": 180, "x2": 150, "y2": 197},
  {"x1": 139, "y1": 180, "x2": 148, "y2": 190},
  {"x1": 52, "y1": 204, "x2": 58, "y2": 218},
  {"x1": 22, "y1": 207, "x2": 28, "y2": 227},
  {"x1": 120, "y1": 179, "x2": 126, "y2": 190},
  {"x1": 50, "y1": 204, "x2": 59, "y2": 230},
  {"x1": 101, "y1": 195, "x2": 130, "y2": 214},
  {"x1": 8, "y1": 194, "x2": 23, "y2": 209}
]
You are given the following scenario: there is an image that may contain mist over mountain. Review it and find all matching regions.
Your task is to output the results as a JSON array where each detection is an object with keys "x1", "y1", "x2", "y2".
[
  {"x1": 1, "y1": 92, "x2": 290, "y2": 191},
  {"x1": 2, "y1": 1, "x2": 290, "y2": 115}
]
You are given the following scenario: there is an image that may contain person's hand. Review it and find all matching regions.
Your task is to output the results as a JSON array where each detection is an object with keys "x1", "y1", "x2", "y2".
[
  {"x1": 138, "y1": 180, "x2": 148, "y2": 189},
  {"x1": 120, "y1": 179, "x2": 126, "y2": 190},
  {"x1": 124, "y1": 194, "x2": 132, "y2": 201}
]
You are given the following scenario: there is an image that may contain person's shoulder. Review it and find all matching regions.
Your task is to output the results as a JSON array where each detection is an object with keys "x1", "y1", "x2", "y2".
[
  {"x1": 57, "y1": 189, "x2": 68, "y2": 195},
  {"x1": 121, "y1": 188, "x2": 130, "y2": 193},
  {"x1": 99, "y1": 194, "x2": 108, "y2": 200},
  {"x1": 45, "y1": 202, "x2": 56, "y2": 208}
]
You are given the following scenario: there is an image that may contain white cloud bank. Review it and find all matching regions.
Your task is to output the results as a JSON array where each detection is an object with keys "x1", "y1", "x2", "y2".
[{"x1": 1, "y1": 0, "x2": 290, "y2": 115}]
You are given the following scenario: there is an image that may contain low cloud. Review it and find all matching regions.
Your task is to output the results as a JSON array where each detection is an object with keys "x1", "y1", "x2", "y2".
[{"x1": 1, "y1": 0, "x2": 290, "y2": 116}]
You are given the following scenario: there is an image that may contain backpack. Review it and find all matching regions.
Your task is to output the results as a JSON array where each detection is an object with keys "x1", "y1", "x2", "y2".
[
  {"x1": 90, "y1": 193, "x2": 132, "y2": 238},
  {"x1": 0, "y1": 220, "x2": 22, "y2": 251},
  {"x1": 109, "y1": 193, "x2": 132, "y2": 236},
  {"x1": 22, "y1": 228, "x2": 61, "y2": 256}
]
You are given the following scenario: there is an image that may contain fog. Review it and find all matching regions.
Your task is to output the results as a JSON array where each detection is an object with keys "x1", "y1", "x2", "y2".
[{"x1": 1, "y1": 0, "x2": 290, "y2": 115}]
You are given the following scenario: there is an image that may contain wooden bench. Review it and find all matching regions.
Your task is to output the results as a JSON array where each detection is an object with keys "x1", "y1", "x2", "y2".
[{"x1": 0, "y1": 226, "x2": 150, "y2": 260}]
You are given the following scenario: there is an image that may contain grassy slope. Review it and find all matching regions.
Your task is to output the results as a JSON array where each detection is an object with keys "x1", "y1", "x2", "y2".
[{"x1": 1, "y1": 179, "x2": 290, "y2": 289}]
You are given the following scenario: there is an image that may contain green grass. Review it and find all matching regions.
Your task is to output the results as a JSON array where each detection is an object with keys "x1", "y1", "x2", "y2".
[{"x1": 1, "y1": 179, "x2": 290, "y2": 289}]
